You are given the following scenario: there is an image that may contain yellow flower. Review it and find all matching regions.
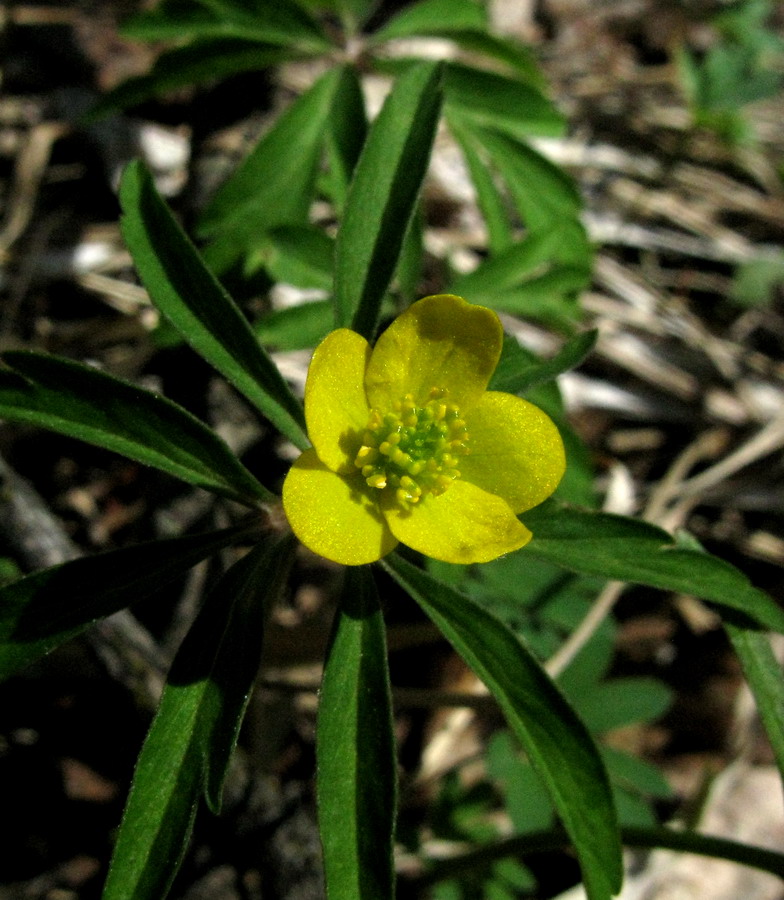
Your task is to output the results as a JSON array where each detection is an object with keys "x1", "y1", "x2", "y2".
[{"x1": 282, "y1": 294, "x2": 565, "y2": 566}]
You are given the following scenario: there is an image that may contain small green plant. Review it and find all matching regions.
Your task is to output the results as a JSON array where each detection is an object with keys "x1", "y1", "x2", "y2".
[
  {"x1": 1, "y1": 2, "x2": 784, "y2": 899},
  {"x1": 677, "y1": 0, "x2": 784, "y2": 143}
]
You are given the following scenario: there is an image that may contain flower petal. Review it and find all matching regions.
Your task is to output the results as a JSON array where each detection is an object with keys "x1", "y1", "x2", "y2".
[
  {"x1": 305, "y1": 328, "x2": 371, "y2": 473},
  {"x1": 461, "y1": 391, "x2": 565, "y2": 514},
  {"x1": 365, "y1": 294, "x2": 502, "y2": 412},
  {"x1": 283, "y1": 448, "x2": 398, "y2": 565},
  {"x1": 380, "y1": 479, "x2": 531, "y2": 564}
]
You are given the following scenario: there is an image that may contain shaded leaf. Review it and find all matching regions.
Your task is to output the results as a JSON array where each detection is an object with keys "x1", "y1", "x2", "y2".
[
  {"x1": 489, "y1": 330, "x2": 597, "y2": 395},
  {"x1": 469, "y1": 123, "x2": 581, "y2": 232},
  {"x1": 725, "y1": 623, "x2": 784, "y2": 783},
  {"x1": 334, "y1": 61, "x2": 443, "y2": 337},
  {"x1": 0, "y1": 352, "x2": 271, "y2": 505},
  {"x1": 254, "y1": 225, "x2": 334, "y2": 291},
  {"x1": 525, "y1": 504, "x2": 784, "y2": 632},
  {"x1": 450, "y1": 116, "x2": 514, "y2": 254},
  {"x1": 317, "y1": 567, "x2": 396, "y2": 899},
  {"x1": 444, "y1": 63, "x2": 565, "y2": 140},
  {"x1": 122, "y1": 0, "x2": 331, "y2": 50},
  {"x1": 255, "y1": 300, "x2": 334, "y2": 351},
  {"x1": 197, "y1": 66, "x2": 348, "y2": 267},
  {"x1": 0, "y1": 522, "x2": 256, "y2": 681},
  {"x1": 384, "y1": 554, "x2": 623, "y2": 900},
  {"x1": 103, "y1": 537, "x2": 294, "y2": 900},
  {"x1": 322, "y1": 59, "x2": 367, "y2": 212},
  {"x1": 119, "y1": 160, "x2": 308, "y2": 449},
  {"x1": 91, "y1": 39, "x2": 295, "y2": 116}
]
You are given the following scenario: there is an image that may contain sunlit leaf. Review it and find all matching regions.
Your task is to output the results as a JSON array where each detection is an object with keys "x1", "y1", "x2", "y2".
[
  {"x1": 370, "y1": 0, "x2": 486, "y2": 42},
  {"x1": 0, "y1": 352, "x2": 271, "y2": 505},
  {"x1": 317, "y1": 567, "x2": 396, "y2": 899},
  {"x1": 334, "y1": 60, "x2": 443, "y2": 337},
  {"x1": 384, "y1": 555, "x2": 623, "y2": 900},
  {"x1": 119, "y1": 160, "x2": 308, "y2": 449}
]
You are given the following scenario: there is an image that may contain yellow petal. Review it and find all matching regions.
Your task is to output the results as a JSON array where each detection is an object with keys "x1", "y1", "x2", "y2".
[
  {"x1": 380, "y1": 479, "x2": 531, "y2": 564},
  {"x1": 283, "y1": 449, "x2": 398, "y2": 565},
  {"x1": 305, "y1": 328, "x2": 371, "y2": 473},
  {"x1": 365, "y1": 294, "x2": 503, "y2": 412},
  {"x1": 462, "y1": 391, "x2": 565, "y2": 514}
]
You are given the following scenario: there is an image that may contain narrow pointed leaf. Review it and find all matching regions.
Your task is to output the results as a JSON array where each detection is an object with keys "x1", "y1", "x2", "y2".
[
  {"x1": 474, "y1": 125, "x2": 582, "y2": 233},
  {"x1": 197, "y1": 67, "x2": 347, "y2": 244},
  {"x1": 0, "y1": 522, "x2": 255, "y2": 681},
  {"x1": 322, "y1": 64, "x2": 367, "y2": 213},
  {"x1": 334, "y1": 61, "x2": 443, "y2": 337},
  {"x1": 103, "y1": 537, "x2": 294, "y2": 900},
  {"x1": 370, "y1": 0, "x2": 486, "y2": 42},
  {"x1": 725, "y1": 623, "x2": 784, "y2": 782},
  {"x1": 383, "y1": 554, "x2": 623, "y2": 900},
  {"x1": 317, "y1": 567, "x2": 396, "y2": 899},
  {"x1": 91, "y1": 40, "x2": 296, "y2": 116},
  {"x1": 489, "y1": 330, "x2": 598, "y2": 395},
  {"x1": 119, "y1": 160, "x2": 308, "y2": 449},
  {"x1": 525, "y1": 504, "x2": 784, "y2": 633},
  {"x1": 0, "y1": 352, "x2": 271, "y2": 505},
  {"x1": 255, "y1": 300, "x2": 334, "y2": 351},
  {"x1": 122, "y1": 0, "x2": 331, "y2": 50},
  {"x1": 444, "y1": 63, "x2": 565, "y2": 140},
  {"x1": 450, "y1": 115, "x2": 513, "y2": 254}
]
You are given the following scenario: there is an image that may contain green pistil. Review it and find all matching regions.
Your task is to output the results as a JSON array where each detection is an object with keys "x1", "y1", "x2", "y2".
[{"x1": 354, "y1": 388, "x2": 470, "y2": 506}]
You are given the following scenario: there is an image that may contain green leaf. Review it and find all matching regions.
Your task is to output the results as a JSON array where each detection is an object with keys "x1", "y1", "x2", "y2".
[
  {"x1": 383, "y1": 555, "x2": 623, "y2": 900},
  {"x1": 524, "y1": 504, "x2": 784, "y2": 633},
  {"x1": 317, "y1": 567, "x2": 396, "y2": 899},
  {"x1": 436, "y1": 31, "x2": 544, "y2": 85},
  {"x1": 450, "y1": 117, "x2": 514, "y2": 254},
  {"x1": 91, "y1": 39, "x2": 296, "y2": 116},
  {"x1": 103, "y1": 537, "x2": 294, "y2": 900},
  {"x1": 0, "y1": 522, "x2": 255, "y2": 681},
  {"x1": 601, "y1": 747, "x2": 674, "y2": 802},
  {"x1": 322, "y1": 55, "x2": 367, "y2": 213},
  {"x1": 488, "y1": 330, "x2": 597, "y2": 395},
  {"x1": 576, "y1": 678, "x2": 673, "y2": 734},
  {"x1": 334, "y1": 60, "x2": 443, "y2": 337},
  {"x1": 333, "y1": 0, "x2": 378, "y2": 34},
  {"x1": 254, "y1": 225, "x2": 334, "y2": 291},
  {"x1": 449, "y1": 219, "x2": 592, "y2": 327},
  {"x1": 0, "y1": 352, "x2": 271, "y2": 505},
  {"x1": 197, "y1": 66, "x2": 349, "y2": 265},
  {"x1": 725, "y1": 623, "x2": 784, "y2": 783},
  {"x1": 254, "y1": 299, "x2": 334, "y2": 350},
  {"x1": 444, "y1": 63, "x2": 565, "y2": 140},
  {"x1": 469, "y1": 124, "x2": 582, "y2": 233},
  {"x1": 122, "y1": 0, "x2": 332, "y2": 51},
  {"x1": 370, "y1": 0, "x2": 486, "y2": 42},
  {"x1": 119, "y1": 160, "x2": 308, "y2": 449}
]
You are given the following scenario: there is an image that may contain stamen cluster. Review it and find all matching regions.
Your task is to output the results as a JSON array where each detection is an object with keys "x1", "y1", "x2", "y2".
[{"x1": 354, "y1": 388, "x2": 470, "y2": 506}]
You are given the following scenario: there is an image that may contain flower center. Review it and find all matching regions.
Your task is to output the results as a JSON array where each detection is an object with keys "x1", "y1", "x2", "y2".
[{"x1": 354, "y1": 388, "x2": 470, "y2": 507}]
